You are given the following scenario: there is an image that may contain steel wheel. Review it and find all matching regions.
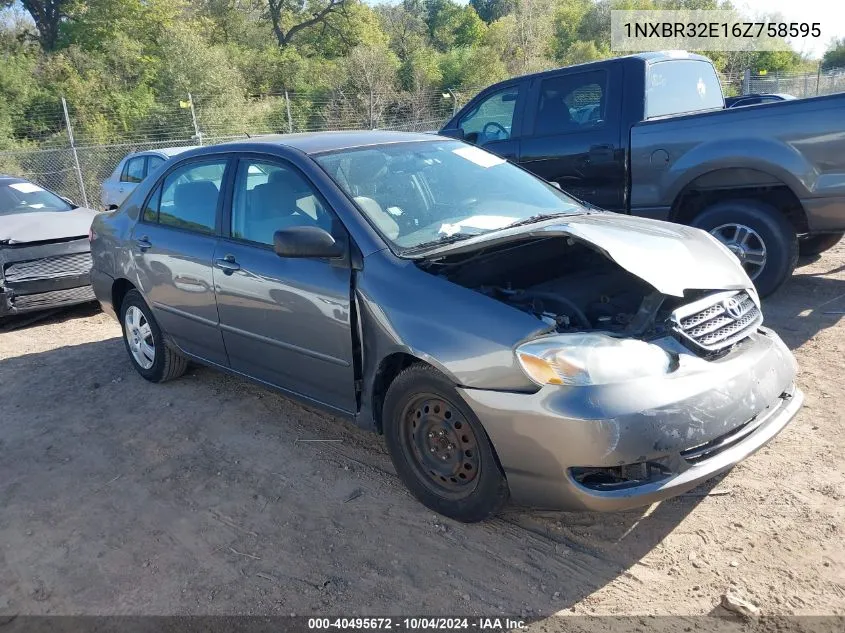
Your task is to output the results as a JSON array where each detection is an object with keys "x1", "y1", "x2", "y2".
[
  {"x1": 399, "y1": 394, "x2": 481, "y2": 499},
  {"x1": 124, "y1": 305, "x2": 155, "y2": 370},
  {"x1": 709, "y1": 223, "x2": 768, "y2": 280}
]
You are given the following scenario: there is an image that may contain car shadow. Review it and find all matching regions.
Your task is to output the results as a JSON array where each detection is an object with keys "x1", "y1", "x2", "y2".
[
  {"x1": 0, "y1": 302, "x2": 101, "y2": 333},
  {"x1": 762, "y1": 256, "x2": 845, "y2": 351},
  {"x1": 0, "y1": 336, "x2": 711, "y2": 618}
]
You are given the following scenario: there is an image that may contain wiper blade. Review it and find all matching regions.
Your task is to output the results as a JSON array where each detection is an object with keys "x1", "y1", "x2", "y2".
[
  {"x1": 503, "y1": 212, "x2": 577, "y2": 229},
  {"x1": 401, "y1": 232, "x2": 477, "y2": 254}
]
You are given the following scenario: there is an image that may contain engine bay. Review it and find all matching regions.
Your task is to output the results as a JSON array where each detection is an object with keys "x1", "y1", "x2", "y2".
[{"x1": 422, "y1": 236, "x2": 681, "y2": 338}]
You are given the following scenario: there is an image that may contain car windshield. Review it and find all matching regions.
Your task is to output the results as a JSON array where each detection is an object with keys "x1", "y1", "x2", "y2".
[
  {"x1": 0, "y1": 181, "x2": 73, "y2": 216},
  {"x1": 314, "y1": 140, "x2": 585, "y2": 252}
]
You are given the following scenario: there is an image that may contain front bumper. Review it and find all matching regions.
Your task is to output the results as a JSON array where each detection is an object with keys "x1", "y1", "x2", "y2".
[
  {"x1": 459, "y1": 327, "x2": 801, "y2": 511},
  {"x1": 0, "y1": 239, "x2": 95, "y2": 317}
]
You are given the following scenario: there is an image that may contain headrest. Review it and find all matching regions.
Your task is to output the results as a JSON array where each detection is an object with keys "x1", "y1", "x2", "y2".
[{"x1": 174, "y1": 180, "x2": 218, "y2": 209}]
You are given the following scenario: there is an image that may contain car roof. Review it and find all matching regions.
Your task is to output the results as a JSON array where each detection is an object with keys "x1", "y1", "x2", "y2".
[
  {"x1": 131, "y1": 145, "x2": 199, "y2": 158},
  {"x1": 457, "y1": 51, "x2": 713, "y2": 88},
  {"x1": 0, "y1": 175, "x2": 29, "y2": 185},
  {"x1": 214, "y1": 130, "x2": 440, "y2": 155}
]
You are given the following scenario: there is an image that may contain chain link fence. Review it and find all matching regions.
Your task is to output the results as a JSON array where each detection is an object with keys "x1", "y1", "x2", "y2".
[
  {"x1": 1, "y1": 68, "x2": 842, "y2": 208},
  {"x1": 0, "y1": 87, "x2": 473, "y2": 208}
]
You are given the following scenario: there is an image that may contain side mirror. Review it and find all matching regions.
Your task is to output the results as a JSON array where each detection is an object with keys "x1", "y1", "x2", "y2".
[{"x1": 273, "y1": 226, "x2": 345, "y2": 259}]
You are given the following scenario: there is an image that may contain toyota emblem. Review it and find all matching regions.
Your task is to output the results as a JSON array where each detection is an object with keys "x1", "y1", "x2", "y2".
[{"x1": 723, "y1": 296, "x2": 744, "y2": 320}]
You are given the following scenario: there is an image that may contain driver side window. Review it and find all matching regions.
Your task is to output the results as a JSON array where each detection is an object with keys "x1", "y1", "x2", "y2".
[{"x1": 459, "y1": 85, "x2": 520, "y2": 146}]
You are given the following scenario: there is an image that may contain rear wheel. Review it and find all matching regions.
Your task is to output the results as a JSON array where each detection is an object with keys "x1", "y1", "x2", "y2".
[
  {"x1": 119, "y1": 289, "x2": 188, "y2": 383},
  {"x1": 799, "y1": 232, "x2": 843, "y2": 257},
  {"x1": 691, "y1": 200, "x2": 798, "y2": 297},
  {"x1": 382, "y1": 364, "x2": 509, "y2": 522}
]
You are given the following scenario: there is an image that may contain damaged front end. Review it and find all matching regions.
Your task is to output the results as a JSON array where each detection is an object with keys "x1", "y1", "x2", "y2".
[
  {"x1": 418, "y1": 224, "x2": 761, "y2": 359},
  {"x1": 412, "y1": 216, "x2": 801, "y2": 510},
  {"x1": 0, "y1": 237, "x2": 95, "y2": 317}
]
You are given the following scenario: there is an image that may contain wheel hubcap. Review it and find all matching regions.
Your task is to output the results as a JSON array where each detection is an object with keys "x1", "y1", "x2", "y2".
[
  {"x1": 401, "y1": 395, "x2": 480, "y2": 498},
  {"x1": 124, "y1": 306, "x2": 155, "y2": 370},
  {"x1": 709, "y1": 223, "x2": 767, "y2": 280}
]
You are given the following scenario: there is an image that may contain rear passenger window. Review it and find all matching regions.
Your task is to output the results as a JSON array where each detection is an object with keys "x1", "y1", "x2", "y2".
[
  {"x1": 143, "y1": 184, "x2": 162, "y2": 223},
  {"x1": 121, "y1": 157, "x2": 146, "y2": 183},
  {"x1": 146, "y1": 160, "x2": 226, "y2": 234},
  {"x1": 534, "y1": 71, "x2": 607, "y2": 136}
]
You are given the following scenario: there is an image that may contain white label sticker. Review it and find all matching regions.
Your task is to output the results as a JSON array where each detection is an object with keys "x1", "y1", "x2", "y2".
[
  {"x1": 439, "y1": 215, "x2": 515, "y2": 236},
  {"x1": 9, "y1": 182, "x2": 44, "y2": 193},
  {"x1": 452, "y1": 146, "x2": 506, "y2": 168}
]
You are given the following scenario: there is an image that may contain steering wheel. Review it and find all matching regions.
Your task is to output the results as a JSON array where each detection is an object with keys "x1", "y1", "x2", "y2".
[{"x1": 481, "y1": 121, "x2": 508, "y2": 142}]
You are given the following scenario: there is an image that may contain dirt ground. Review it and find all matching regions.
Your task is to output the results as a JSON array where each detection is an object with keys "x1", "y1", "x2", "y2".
[{"x1": 1, "y1": 245, "x2": 844, "y2": 622}]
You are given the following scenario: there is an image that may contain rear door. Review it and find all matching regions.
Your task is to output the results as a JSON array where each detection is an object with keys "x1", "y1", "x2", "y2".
[
  {"x1": 130, "y1": 157, "x2": 230, "y2": 365},
  {"x1": 518, "y1": 63, "x2": 626, "y2": 211},
  {"x1": 440, "y1": 80, "x2": 527, "y2": 161},
  {"x1": 213, "y1": 156, "x2": 356, "y2": 413}
]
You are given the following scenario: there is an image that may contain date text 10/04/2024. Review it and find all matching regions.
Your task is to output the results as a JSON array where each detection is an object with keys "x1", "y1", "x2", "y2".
[{"x1": 307, "y1": 618, "x2": 526, "y2": 630}]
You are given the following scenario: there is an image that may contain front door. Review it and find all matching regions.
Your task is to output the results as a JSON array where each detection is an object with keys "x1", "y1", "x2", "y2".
[
  {"x1": 130, "y1": 157, "x2": 230, "y2": 365},
  {"x1": 213, "y1": 157, "x2": 356, "y2": 413},
  {"x1": 441, "y1": 82, "x2": 526, "y2": 161},
  {"x1": 518, "y1": 64, "x2": 625, "y2": 211}
]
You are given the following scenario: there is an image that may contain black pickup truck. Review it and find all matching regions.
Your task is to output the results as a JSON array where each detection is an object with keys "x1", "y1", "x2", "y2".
[{"x1": 439, "y1": 52, "x2": 845, "y2": 296}]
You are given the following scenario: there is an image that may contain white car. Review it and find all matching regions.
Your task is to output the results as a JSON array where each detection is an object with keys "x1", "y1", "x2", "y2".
[{"x1": 101, "y1": 146, "x2": 197, "y2": 210}]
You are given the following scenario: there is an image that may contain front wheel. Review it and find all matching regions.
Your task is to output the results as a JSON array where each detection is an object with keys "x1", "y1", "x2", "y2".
[
  {"x1": 799, "y1": 232, "x2": 843, "y2": 257},
  {"x1": 691, "y1": 200, "x2": 798, "y2": 297},
  {"x1": 382, "y1": 365, "x2": 509, "y2": 522}
]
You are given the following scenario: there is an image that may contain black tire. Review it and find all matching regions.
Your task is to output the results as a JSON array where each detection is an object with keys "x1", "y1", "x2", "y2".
[
  {"x1": 799, "y1": 232, "x2": 843, "y2": 257},
  {"x1": 382, "y1": 364, "x2": 509, "y2": 522},
  {"x1": 691, "y1": 199, "x2": 798, "y2": 297},
  {"x1": 119, "y1": 289, "x2": 188, "y2": 383}
]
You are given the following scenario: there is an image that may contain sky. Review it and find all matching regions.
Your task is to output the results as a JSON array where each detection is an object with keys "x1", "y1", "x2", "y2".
[{"x1": 736, "y1": 0, "x2": 845, "y2": 59}]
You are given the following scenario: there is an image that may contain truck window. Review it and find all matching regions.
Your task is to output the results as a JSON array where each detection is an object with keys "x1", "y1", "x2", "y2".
[
  {"x1": 533, "y1": 70, "x2": 607, "y2": 136},
  {"x1": 645, "y1": 60, "x2": 723, "y2": 119},
  {"x1": 459, "y1": 85, "x2": 520, "y2": 146}
]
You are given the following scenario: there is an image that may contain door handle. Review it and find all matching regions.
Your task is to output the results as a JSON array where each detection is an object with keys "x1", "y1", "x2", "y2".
[
  {"x1": 135, "y1": 236, "x2": 152, "y2": 252},
  {"x1": 214, "y1": 255, "x2": 241, "y2": 274}
]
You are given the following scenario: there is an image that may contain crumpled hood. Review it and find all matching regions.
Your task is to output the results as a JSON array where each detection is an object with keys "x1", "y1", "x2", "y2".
[
  {"x1": 416, "y1": 212, "x2": 753, "y2": 297},
  {"x1": 0, "y1": 207, "x2": 98, "y2": 244}
]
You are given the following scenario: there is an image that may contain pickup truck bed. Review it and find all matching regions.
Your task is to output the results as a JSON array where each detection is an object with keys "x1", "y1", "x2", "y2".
[{"x1": 630, "y1": 91, "x2": 845, "y2": 233}]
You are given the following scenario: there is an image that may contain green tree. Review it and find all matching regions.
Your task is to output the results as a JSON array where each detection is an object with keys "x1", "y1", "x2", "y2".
[
  {"x1": 822, "y1": 38, "x2": 845, "y2": 70},
  {"x1": 469, "y1": 0, "x2": 514, "y2": 24},
  {"x1": 10, "y1": 0, "x2": 74, "y2": 50},
  {"x1": 264, "y1": 0, "x2": 353, "y2": 49}
]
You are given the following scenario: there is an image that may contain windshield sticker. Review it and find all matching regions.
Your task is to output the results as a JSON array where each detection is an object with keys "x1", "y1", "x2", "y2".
[
  {"x1": 452, "y1": 146, "x2": 506, "y2": 168},
  {"x1": 9, "y1": 182, "x2": 44, "y2": 194},
  {"x1": 439, "y1": 215, "x2": 515, "y2": 236}
]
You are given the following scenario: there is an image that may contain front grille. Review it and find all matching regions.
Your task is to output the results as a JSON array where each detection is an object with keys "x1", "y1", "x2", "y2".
[
  {"x1": 3, "y1": 252, "x2": 92, "y2": 283},
  {"x1": 12, "y1": 285, "x2": 95, "y2": 310},
  {"x1": 671, "y1": 290, "x2": 762, "y2": 353}
]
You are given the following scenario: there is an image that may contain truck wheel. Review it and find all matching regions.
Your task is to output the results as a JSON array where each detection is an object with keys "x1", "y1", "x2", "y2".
[
  {"x1": 691, "y1": 200, "x2": 798, "y2": 297},
  {"x1": 120, "y1": 289, "x2": 188, "y2": 383},
  {"x1": 799, "y1": 232, "x2": 843, "y2": 257},
  {"x1": 382, "y1": 364, "x2": 509, "y2": 522}
]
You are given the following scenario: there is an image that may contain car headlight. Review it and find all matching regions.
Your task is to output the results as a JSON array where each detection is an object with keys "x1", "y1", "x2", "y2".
[{"x1": 516, "y1": 333, "x2": 673, "y2": 387}]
